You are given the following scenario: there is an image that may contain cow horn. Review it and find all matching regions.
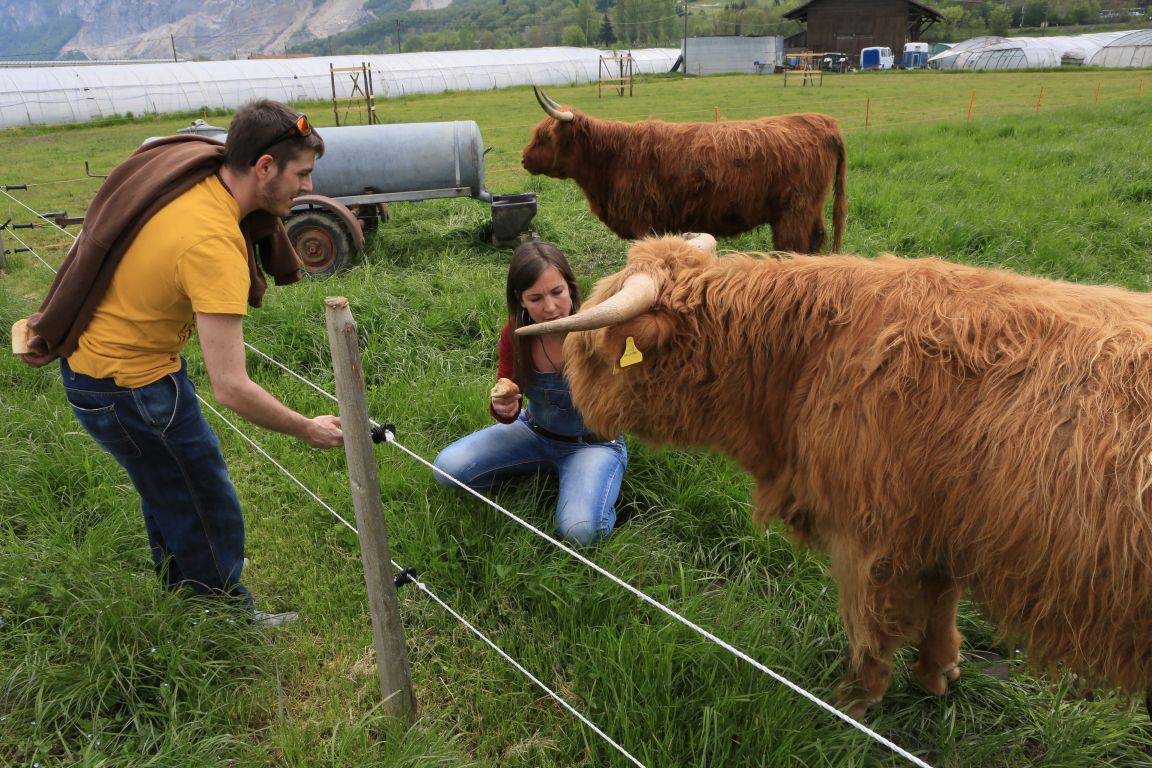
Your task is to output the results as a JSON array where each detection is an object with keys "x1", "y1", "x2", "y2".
[
  {"x1": 516, "y1": 273, "x2": 659, "y2": 336},
  {"x1": 533, "y1": 86, "x2": 574, "y2": 123}
]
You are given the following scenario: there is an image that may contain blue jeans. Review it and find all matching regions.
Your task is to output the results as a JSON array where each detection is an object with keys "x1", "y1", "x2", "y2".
[
  {"x1": 432, "y1": 413, "x2": 628, "y2": 546},
  {"x1": 60, "y1": 357, "x2": 251, "y2": 607}
]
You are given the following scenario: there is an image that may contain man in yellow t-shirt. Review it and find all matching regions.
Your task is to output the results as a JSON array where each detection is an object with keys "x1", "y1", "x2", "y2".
[{"x1": 26, "y1": 100, "x2": 343, "y2": 623}]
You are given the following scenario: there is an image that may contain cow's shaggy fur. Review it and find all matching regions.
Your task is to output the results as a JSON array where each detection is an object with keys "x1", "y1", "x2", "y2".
[
  {"x1": 562, "y1": 235, "x2": 1152, "y2": 714},
  {"x1": 522, "y1": 108, "x2": 847, "y2": 253}
]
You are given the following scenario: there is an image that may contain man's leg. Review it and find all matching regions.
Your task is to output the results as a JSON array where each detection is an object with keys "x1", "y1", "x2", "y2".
[{"x1": 62, "y1": 358, "x2": 251, "y2": 607}]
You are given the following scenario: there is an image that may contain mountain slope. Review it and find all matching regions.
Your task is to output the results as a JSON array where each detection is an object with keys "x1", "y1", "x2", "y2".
[{"x1": 0, "y1": 0, "x2": 377, "y2": 61}]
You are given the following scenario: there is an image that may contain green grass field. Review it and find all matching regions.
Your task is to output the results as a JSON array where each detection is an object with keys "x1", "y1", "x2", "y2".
[{"x1": 3, "y1": 69, "x2": 1152, "y2": 767}]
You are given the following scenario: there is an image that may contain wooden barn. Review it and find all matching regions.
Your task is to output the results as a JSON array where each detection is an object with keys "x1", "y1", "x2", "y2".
[{"x1": 783, "y1": 0, "x2": 943, "y2": 65}]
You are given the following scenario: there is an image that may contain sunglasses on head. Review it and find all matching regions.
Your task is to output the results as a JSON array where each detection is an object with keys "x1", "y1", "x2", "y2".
[{"x1": 249, "y1": 112, "x2": 312, "y2": 166}]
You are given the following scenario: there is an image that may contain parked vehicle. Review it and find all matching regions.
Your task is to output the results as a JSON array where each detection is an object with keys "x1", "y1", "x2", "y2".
[
  {"x1": 820, "y1": 52, "x2": 850, "y2": 72},
  {"x1": 860, "y1": 46, "x2": 894, "y2": 70},
  {"x1": 902, "y1": 42, "x2": 930, "y2": 69}
]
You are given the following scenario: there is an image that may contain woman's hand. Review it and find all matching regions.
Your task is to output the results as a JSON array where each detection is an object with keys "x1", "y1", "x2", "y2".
[{"x1": 491, "y1": 394, "x2": 521, "y2": 419}]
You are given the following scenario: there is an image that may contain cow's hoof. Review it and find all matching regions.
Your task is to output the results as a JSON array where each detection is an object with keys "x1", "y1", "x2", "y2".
[
  {"x1": 842, "y1": 697, "x2": 882, "y2": 720},
  {"x1": 912, "y1": 660, "x2": 960, "y2": 696},
  {"x1": 834, "y1": 684, "x2": 883, "y2": 720}
]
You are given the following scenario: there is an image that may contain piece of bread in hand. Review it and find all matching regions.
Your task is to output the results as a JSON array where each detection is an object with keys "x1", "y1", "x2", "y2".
[
  {"x1": 11, "y1": 318, "x2": 30, "y2": 354},
  {"x1": 490, "y1": 377, "x2": 520, "y2": 399}
]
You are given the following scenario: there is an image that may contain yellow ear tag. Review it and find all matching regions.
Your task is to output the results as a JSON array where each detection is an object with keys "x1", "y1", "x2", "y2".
[{"x1": 618, "y1": 336, "x2": 644, "y2": 369}]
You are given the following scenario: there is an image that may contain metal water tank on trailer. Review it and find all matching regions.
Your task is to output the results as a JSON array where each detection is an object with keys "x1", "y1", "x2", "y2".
[
  {"x1": 179, "y1": 120, "x2": 537, "y2": 275},
  {"x1": 308, "y1": 121, "x2": 490, "y2": 202}
]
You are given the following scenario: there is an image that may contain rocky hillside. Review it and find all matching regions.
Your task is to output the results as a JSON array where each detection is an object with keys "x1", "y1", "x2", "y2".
[{"x1": 0, "y1": 0, "x2": 385, "y2": 61}]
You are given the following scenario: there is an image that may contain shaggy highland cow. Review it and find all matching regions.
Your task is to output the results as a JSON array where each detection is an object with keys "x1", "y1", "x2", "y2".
[
  {"x1": 522, "y1": 88, "x2": 847, "y2": 253},
  {"x1": 519, "y1": 234, "x2": 1152, "y2": 716}
]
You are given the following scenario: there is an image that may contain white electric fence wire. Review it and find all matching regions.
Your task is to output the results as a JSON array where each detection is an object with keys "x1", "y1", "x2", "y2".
[
  {"x1": 11, "y1": 186, "x2": 931, "y2": 768},
  {"x1": 199, "y1": 398, "x2": 359, "y2": 535},
  {"x1": 198, "y1": 399, "x2": 648, "y2": 768},
  {"x1": 385, "y1": 436, "x2": 933, "y2": 768},
  {"x1": 2, "y1": 226, "x2": 58, "y2": 271},
  {"x1": 0, "y1": 188, "x2": 77, "y2": 232},
  {"x1": 245, "y1": 342, "x2": 340, "y2": 404},
  {"x1": 408, "y1": 577, "x2": 647, "y2": 768}
]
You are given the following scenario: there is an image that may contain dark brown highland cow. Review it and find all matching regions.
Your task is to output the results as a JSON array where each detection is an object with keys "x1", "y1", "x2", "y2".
[{"x1": 522, "y1": 88, "x2": 847, "y2": 253}]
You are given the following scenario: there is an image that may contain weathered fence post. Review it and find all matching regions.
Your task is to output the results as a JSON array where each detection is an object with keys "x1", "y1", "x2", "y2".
[{"x1": 324, "y1": 296, "x2": 417, "y2": 718}]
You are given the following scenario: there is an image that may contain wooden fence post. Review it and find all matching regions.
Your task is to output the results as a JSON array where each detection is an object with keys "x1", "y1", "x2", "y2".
[{"x1": 324, "y1": 296, "x2": 417, "y2": 718}]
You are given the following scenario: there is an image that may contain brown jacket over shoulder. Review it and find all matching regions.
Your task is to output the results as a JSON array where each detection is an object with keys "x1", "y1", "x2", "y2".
[{"x1": 27, "y1": 134, "x2": 302, "y2": 359}]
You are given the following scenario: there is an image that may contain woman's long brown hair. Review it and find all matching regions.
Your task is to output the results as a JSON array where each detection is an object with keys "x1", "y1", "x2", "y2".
[{"x1": 505, "y1": 239, "x2": 581, "y2": 387}]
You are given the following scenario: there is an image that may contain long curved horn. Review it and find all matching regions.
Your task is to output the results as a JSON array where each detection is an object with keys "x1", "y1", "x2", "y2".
[
  {"x1": 533, "y1": 86, "x2": 574, "y2": 123},
  {"x1": 516, "y1": 273, "x2": 658, "y2": 336}
]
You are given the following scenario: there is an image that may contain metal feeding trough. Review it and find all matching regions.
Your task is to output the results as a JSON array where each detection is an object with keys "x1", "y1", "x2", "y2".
[
  {"x1": 166, "y1": 119, "x2": 537, "y2": 275},
  {"x1": 490, "y1": 193, "x2": 538, "y2": 247}
]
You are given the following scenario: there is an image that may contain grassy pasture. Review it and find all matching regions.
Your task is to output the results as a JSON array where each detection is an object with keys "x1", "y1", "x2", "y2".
[{"x1": 3, "y1": 69, "x2": 1152, "y2": 767}]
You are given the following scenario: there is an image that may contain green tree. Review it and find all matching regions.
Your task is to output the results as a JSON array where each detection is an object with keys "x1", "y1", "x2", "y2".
[
  {"x1": 577, "y1": 0, "x2": 598, "y2": 42},
  {"x1": 931, "y1": 4, "x2": 989, "y2": 41},
  {"x1": 988, "y1": 4, "x2": 1012, "y2": 34},
  {"x1": 1022, "y1": 0, "x2": 1050, "y2": 26},
  {"x1": 598, "y1": 12, "x2": 617, "y2": 44},
  {"x1": 562, "y1": 23, "x2": 588, "y2": 45},
  {"x1": 1067, "y1": 0, "x2": 1101, "y2": 24}
]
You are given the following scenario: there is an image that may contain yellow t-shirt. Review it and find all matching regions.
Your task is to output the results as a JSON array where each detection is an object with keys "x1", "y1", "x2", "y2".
[{"x1": 68, "y1": 175, "x2": 250, "y2": 388}]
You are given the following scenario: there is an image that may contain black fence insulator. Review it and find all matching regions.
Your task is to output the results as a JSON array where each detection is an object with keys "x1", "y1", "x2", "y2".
[
  {"x1": 1, "y1": 184, "x2": 27, "y2": 191},
  {"x1": 12, "y1": 222, "x2": 35, "y2": 230},
  {"x1": 393, "y1": 567, "x2": 418, "y2": 588},
  {"x1": 370, "y1": 423, "x2": 396, "y2": 444}
]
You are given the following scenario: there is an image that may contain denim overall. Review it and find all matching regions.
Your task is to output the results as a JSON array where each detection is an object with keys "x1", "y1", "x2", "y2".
[{"x1": 433, "y1": 369, "x2": 628, "y2": 545}]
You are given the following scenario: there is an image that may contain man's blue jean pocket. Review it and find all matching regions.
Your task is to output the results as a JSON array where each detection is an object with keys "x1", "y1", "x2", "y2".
[{"x1": 64, "y1": 393, "x2": 142, "y2": 458}]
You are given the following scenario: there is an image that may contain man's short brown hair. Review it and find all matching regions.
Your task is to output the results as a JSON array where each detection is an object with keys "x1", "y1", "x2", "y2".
[{"x1": 223, "y1": 99, "x2": 325, "y2": 171}]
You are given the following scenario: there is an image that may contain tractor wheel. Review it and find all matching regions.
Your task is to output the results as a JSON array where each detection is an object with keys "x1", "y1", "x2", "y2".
[{"x1": 286, "y1": 210, "x2": 353, "y2": 276}]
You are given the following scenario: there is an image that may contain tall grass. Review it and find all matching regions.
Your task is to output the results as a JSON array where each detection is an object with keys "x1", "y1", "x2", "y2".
[{"x1": 3, "y1": 71, "x2": 1152, "y2": 766}]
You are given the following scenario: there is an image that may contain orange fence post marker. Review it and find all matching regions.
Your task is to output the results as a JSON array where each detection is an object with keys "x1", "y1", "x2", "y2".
[
  {"x1": 967, "y1": 89, "x2": 976, "y2": 121},
  {"x1": 1035, "y1": 85, "x2": 1044, "y2": 114},
  {"x1": 1095, "y1": 81, "x2": 1102, "y2": 104},
  {"x1": 865, "y1": 96, "x2": 871, "y2": 129}
]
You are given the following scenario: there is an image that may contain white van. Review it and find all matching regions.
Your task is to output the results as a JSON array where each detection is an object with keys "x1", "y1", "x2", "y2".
[{"x1": 860, "y1": 46, "x2": 895, "y2": 70}]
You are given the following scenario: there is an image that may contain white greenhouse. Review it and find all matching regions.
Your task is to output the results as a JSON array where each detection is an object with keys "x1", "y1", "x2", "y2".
[
  {"x1": 0, "y1": 47, "x2": 680, "y2": 130},
  {"x1": 1087, "y1": 29, "x2": 1152, "y2": 68},
  {"x1": 928, "y1": 31, "x2": 1141, "y2": 70}
]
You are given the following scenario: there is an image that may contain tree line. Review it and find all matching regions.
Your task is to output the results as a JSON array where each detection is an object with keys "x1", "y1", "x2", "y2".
[{"x1": 289, "y1": 0, "x2": 1149, "y2": 56}]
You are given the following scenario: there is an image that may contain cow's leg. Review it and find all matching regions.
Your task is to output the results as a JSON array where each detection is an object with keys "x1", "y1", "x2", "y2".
[
  {"x1": 771, "y1": 211, "x2": 826, "y2": 254},
  {"x1": 830, "y1": 554, "x2": 910, "y2": 718},
  {"x1": 808, "y1": 218, "x2": 827, "y2": 254},
  {"x1": 909, "y1": 573, "x2": 962, "y2": 696},
  {"x1": 770, "y1": 215, "x2": 811, "y2": 253}
]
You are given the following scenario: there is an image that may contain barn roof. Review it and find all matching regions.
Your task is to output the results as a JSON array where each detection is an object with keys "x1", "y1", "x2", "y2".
[{"x1": 784, "y1": 0, "x2": 944, "y2": 23}]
